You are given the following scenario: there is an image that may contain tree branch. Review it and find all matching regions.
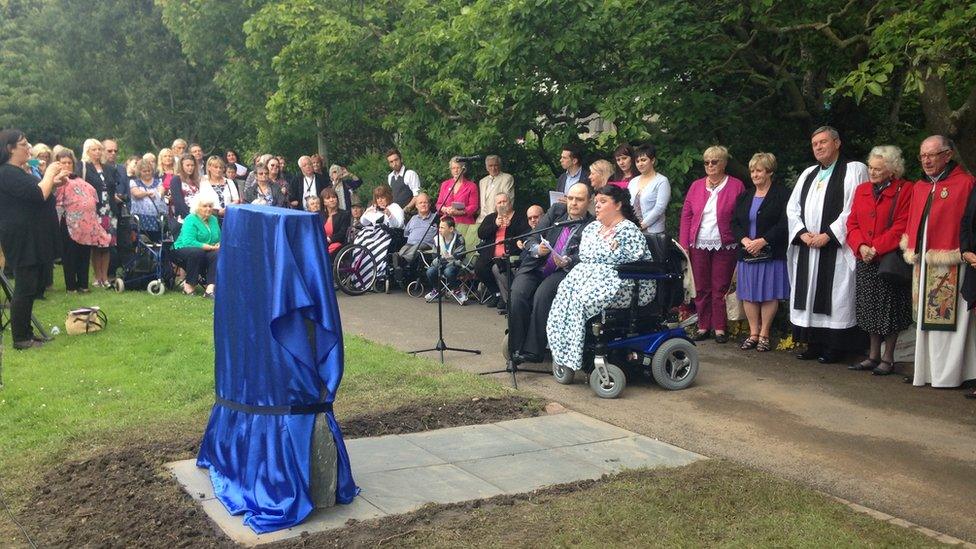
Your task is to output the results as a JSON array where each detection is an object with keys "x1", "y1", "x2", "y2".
[{"x1": 403, "y1": 77, "x2": 461, "y2": 121}]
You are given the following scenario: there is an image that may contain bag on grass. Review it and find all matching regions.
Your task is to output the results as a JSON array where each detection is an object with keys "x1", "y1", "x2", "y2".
[{"x1": 65, "y1": 307, "x2": 107, "y2": 335}]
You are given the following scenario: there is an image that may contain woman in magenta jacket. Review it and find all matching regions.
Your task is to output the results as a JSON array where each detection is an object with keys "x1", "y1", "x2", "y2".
[
  {"x1": 435, "y1": 156, "x2": 480, "y2": 249},
  {"x1": 679, "y1": 145, "x2": 745, "y2": 343}
]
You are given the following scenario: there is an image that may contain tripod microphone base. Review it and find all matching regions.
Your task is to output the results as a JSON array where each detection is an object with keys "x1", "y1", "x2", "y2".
[
  {"x1": 409, "y1": 338, "x2": 480, "y2": 364},
  {"x1": 480, "y1": 360, "x2": 551, "y2": 389}
]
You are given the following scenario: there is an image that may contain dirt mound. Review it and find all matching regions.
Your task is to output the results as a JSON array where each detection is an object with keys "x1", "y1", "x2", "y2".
[{"x1": 13, "y1": 395, "x2": 541, "y2": 548}]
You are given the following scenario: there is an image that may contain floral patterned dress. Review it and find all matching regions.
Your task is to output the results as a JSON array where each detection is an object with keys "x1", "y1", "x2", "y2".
[
  {"x1": 55, "y1": 177, "x2": 112, "y2": 248},
  {"x1": 547, "y1": 219, "x2": 655, "y2": 370}
]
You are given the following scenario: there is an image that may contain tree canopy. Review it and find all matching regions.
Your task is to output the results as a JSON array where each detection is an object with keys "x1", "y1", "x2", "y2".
[{"x1": 1, "y1": 0, "x2": 972, "y2": 202}]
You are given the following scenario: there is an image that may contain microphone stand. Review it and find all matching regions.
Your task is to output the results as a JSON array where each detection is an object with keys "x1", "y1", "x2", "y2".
[
  {"x1": 469, "y1": 218, "x2": 587, "y2": 388},
  {"x1": 408, "y1": 163, "x2": 481, "y2": 364}
]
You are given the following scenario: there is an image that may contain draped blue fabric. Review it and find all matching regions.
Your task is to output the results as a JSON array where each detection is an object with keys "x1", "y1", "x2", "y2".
[{"x1": 196, "y1": 205, "x2": 358, "y2": 534}]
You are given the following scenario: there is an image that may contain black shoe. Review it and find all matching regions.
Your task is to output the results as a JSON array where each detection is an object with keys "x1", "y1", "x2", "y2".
[
  {"x1": 514, "y1": 351, "x2": 543, "y2": 364},
  {"x1": 848, "y1": 358, "x2": 879, "y2": 371},
  {"x1": 691, "y1": 330, "x2": 712, "y2": 342},
  {"x1": 32, "y1": 333, "x2": 53, "y2": 343},
  {"x1": 817, "y1": 352, "x2": 837, "y2": 364},
  {"x1": 497, "y1": 307, "x2": 508, "y2": 316},
  {"x1": 496, "y1": 298, "x2": 507, "y2": 310},
  {"x1": 965, "y1": 390, "x2": 976, "y2": 400},
  {"x1": 796, "y1": 348, "x2": 818, "y2": 360},
  {"x1": 714, "y1": 332, "x2": 729, "y2": 344},
  {"x1": 484, "y1": 294, "x2": 499, "y2": 308},
  {"x1": 13, "y1": 339, "x2": 41, "y2": 350},
  {"x1": 872, "y1": 361, "x2": 895, "y2": 376}
]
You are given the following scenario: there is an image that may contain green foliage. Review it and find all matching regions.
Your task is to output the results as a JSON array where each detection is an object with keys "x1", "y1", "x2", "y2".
[
  {"x1": 6, "y1": 0, "x2": 974, "y2": 203},
  {"x1": 0, "y1": 0, "x2": 245, "y2": 154}
]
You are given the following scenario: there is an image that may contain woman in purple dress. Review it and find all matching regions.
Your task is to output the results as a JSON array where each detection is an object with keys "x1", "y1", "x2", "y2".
[{"x1": 730, "y1": 152, "x2": 791, "y2": 352}]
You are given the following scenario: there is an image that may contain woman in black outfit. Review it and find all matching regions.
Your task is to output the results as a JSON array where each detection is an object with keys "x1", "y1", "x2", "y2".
[
  {"x1": 319, "y1": 187, "x2": 351, "y2": 255},
  {"x1": 730, "y1": 152, "x2": 791, "y2": 352},
  {"x1": 476, "y1": 192, "x2": 528, "y2": 308},
  {"x1": 0, "y1": 129, "x2": 69, "y2": 349}
]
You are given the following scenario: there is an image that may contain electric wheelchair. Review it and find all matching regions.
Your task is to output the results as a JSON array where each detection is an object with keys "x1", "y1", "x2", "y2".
[{"x1": 554, "y1": 233, "x2": 699, "y2": 398}]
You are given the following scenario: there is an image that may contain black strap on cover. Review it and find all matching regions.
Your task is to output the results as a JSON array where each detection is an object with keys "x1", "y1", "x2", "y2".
[{"x1": 215, "y1": 396, "x2": 333, "y2": 416}]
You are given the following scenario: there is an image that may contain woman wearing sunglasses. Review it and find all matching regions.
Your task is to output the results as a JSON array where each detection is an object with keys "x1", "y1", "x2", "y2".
[{"x1": 679, "y1": 145, "x2": 745, "y2": 343}]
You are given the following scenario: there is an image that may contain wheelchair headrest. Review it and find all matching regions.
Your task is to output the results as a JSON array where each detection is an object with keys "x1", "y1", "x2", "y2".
[{"x1": 644, "y1": 233, "x2": 673, "y2": 262}]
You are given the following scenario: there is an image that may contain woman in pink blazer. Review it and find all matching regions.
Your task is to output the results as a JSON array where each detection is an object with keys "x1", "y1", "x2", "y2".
[{"x1": 679, "y1": 145, "x2": 745, "y2": 343}]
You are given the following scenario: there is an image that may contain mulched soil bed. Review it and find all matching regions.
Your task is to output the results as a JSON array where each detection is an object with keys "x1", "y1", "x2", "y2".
[{"x1": 11, "y1": 395, "x2": 543, "y2": 548}]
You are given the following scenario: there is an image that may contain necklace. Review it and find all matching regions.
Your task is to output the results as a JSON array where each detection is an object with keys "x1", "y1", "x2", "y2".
[{"x1": 598, "y1": 219, "x2": 622, "y2": 239}]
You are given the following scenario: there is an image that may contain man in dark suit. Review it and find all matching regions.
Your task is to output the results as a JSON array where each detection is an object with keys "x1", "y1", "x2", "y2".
[
  {"x1": 507, "y1": 182, "x2": 593, "y2": 364},
  {"x1": 555, "y1": 144, "x2": 590, "y2": 195},
  {"x1": 288, "y1": 155, "x2": 330, "y2": 210}
]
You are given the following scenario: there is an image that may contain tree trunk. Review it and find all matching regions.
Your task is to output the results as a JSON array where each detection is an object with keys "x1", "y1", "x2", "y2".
[
  {"x1": 918, "y1": 71, "x2": 974, "y2": 172},
  {"x1": 316, "y1": 117, "x2": 329, "y2": 167}
]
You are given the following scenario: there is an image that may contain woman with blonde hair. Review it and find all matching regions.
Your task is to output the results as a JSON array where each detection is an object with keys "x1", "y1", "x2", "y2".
[
  {"x1": 731, "y1": 152, "x2": 791, "y2": 351},
  {"x1": 200, "y1": 155, "x2": 241, "y2": 218},
  {"x1": 679, "y1": 145, "x2": 746, "y2": 343},
  {"x1": 30, "y1": 143, "x2": 52, "y2": 172},
  {"x1": 82, "y1": 138, "x2": 119, "y2": 287},
  {"x1": 157, "y1": 147, "x2": 176, "y2": 190}
]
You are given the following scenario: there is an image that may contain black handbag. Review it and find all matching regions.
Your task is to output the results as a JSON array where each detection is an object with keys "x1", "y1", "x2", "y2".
[
  {"x1": 876, "y1": 183, "x2": 913, "y2": 285},
  {"x1": 743, "y1": 245, "x2": 771, "y2": 263}
]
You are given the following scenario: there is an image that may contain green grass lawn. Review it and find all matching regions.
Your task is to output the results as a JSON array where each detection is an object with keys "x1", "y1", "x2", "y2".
[
  {"x1": 386, "y1": 461, "x2": 940, "y2": 548},
  {"x1": 0, "y1": 269, "x2": 511, "y2": 497},
  {"x1": 0, "y1": 268, "x2": 951, "y2": 547}
]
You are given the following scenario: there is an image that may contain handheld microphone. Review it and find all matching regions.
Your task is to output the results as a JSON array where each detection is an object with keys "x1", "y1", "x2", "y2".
[{"x1": 454, "y1": 155, "x2": 483, "y2": 162}]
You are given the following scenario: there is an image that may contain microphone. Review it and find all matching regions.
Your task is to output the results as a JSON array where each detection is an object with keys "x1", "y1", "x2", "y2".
[
  {"x1": 552, "y1": 218, "x2": 587, "y2": 227},
  {"x1": 454, "y1": 155, "x2": 483, "y2": 162}
]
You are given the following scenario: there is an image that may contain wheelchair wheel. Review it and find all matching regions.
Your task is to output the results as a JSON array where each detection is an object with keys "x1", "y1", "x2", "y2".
[
  {"x1": 651, "y1": 339, "x2": 699, "y2": 390},
  {"x1": 552, "y1": 362, "x2": 575, "y2": 385},
  {"x1": 333, "y1": 244, "x2": 378, "y2": 296},
  {"x1": 406, "y1": 280, "x2": 425, "y2": 298},
  {"x1": 589, "y1": 361, "x2": 625, "y2": 399},
  {"x1": 501, "y1": 333, "x2": 510, "y2": 361},
  {"x1": 146, "y1": 279, "x2": 166, "y2": 296},
  {"x1": 112, "y1": 278, "x2": 125, "y2": 292}
]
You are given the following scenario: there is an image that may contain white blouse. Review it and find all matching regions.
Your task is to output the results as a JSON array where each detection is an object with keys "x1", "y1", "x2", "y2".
[{"x1": 694, "y1": 178, "x2": 727, "y2": 250}]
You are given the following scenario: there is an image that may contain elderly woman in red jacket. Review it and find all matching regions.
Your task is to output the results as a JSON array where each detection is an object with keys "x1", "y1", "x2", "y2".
[
  {"x1": 846, "y1": 146, "x2": 913, "y2": 375},
  {"x1": 679, "y1": 145, "x2": 745, "y2": 343}
]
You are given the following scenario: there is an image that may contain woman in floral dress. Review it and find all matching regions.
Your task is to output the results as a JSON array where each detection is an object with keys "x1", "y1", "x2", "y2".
[{"x1": 547, "y1": 185, "x2": 654, "y2": 371}]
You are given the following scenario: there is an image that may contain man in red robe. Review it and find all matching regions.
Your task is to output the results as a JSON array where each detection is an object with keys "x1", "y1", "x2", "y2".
[{"x1": 902, "y1": 135, "x2": 976, "y2": 391}]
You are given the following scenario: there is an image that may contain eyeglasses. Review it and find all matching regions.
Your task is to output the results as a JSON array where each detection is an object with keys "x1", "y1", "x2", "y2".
[
  {"x1": 703, "y1": 159, "x2": 721, "y2": 166},
  {"x1": 918, "y1": 149, "x2": 950, "y2": 161}
]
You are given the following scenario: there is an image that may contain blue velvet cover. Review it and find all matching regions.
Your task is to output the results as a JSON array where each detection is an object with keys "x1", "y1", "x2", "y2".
[{"x1": 196, "y1": 205, "x2": 358, "y2": 533}]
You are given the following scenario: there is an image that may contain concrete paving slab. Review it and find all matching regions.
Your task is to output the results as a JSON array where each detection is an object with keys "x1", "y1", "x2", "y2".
[
  {"x1": 456, "y1": 447, "x2": 611, "y2": 492},
  {"x1": 356, "y1": 463, "x2": 505, "y2": 515},
  {"x1": 169, "y1": 413, "x2": 702, "y2": 546},
  {"x1": 345, "y1": 434, "x2": 446, "y2": 474},
  {"x1": 494, "y1": 411, "x2": 632, "y2": 448},
  {"x1": 404, "y1": 423, "x2": 546, "y2": 462},
  {"x1": 559, "y1": 436, "x2": 703, "y2": 472},
  {"x1": 165, "y1": 460, "x2": 214, "y2": 501}
]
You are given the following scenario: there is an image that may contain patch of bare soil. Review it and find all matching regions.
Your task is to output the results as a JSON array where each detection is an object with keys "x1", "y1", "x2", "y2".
[{"x1": 10, "y1": 395, "x2": 542, "y2": 548}]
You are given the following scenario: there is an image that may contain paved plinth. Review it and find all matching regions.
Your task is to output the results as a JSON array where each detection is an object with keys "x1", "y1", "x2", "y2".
[{"x1": 167, "y1": 410, "x2": 702, "y2": 546}]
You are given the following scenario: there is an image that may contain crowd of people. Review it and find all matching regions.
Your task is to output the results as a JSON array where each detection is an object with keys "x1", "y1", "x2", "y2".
[{"x1": 1, "y1": 127, "x2": 974, "y2": 400}]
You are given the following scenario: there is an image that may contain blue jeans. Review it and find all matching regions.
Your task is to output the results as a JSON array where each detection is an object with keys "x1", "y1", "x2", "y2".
[{"x1": 426, "y1": 259, "x2": 459, "y2": 289}]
